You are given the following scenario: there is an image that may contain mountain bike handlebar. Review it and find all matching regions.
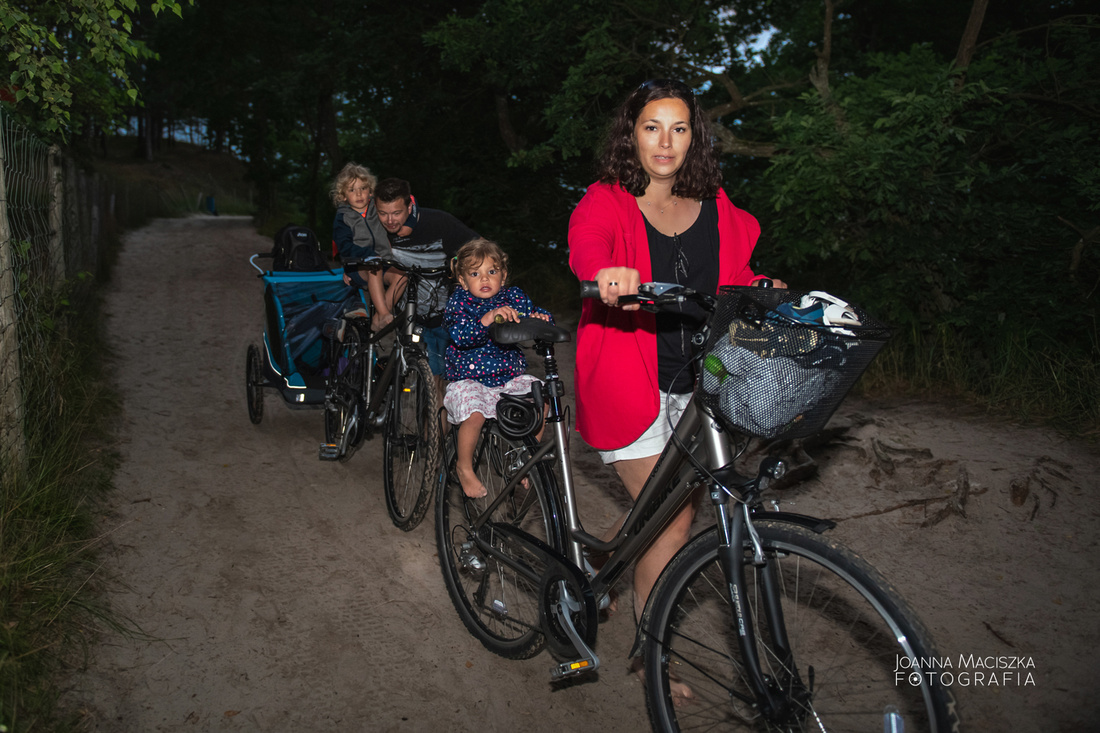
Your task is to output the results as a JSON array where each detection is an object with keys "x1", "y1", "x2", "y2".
[
  {"x1": 342, "y1": 257, "x2": 451, "y2": 279},
  {"x1": 578, "y1": 280, "x2": 717, "y2": 313}
]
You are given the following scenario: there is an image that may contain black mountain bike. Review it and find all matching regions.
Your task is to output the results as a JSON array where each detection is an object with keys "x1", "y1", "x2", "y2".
[
  {"x1": 434, "y1": 282, "x2": 960, "y2": 732},
  {"x1": 320, "y1": 258, "x2": 447, "y2": 531}
]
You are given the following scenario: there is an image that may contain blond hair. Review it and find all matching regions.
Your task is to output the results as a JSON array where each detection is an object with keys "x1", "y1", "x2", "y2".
[
  {"x1": 330, "y1": 162, "x2": 378, "y2": 206},
  {"x1": 452, "y1": 237, "x2": 510, "y2": 284}
]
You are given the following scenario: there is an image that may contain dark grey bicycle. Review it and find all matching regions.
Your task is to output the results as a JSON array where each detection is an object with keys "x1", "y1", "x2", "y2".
[
  {"x1": 434, "y1": 281, "x2": 960, "y2": 732},
  {"x1": 320, "y1": 258, "x2": 447, "y2": 532}
]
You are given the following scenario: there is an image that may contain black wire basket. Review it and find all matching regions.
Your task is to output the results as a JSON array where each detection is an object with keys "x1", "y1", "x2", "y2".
[{"x1": 697, "y1": 286, "x2": 891, "y2": 440}]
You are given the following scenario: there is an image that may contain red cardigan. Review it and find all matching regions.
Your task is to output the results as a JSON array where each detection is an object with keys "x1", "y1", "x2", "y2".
[{"x1": 567, "y1": 181, "x2": 761, "y2": 450}]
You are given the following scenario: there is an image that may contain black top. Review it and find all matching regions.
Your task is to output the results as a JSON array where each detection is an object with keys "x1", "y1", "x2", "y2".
[
  {"x1": 376, "y1": 206, "x2": 478, "y2": 261},
  {"x1": 645, "y1": 198, "x2": 720, "y2": 393},
  {"x1": 377, "y1": 206, "x2": 479, "y2": 327}
]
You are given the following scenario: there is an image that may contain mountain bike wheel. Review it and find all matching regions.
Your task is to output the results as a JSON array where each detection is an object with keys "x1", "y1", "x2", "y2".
[
  {"x1": 382, "y1": 351, "x2": 440, "y2": 530},
  {"x1": 245, "y1": 344, "x2": 264, "y2": 425},
  {"x1": 323, "y1": 325, "x2": 366, "y2": 461},
  {"x1": 435, "y1": 423, "x2": 563, "y2": 659},
  {"x1": 642, "y1": 520, "x2": 960, "y2": 733}
]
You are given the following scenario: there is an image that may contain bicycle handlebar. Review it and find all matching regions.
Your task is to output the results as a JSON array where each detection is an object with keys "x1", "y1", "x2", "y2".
[
  {"x1": 578, "y1": 280, "x2": 717, "y2": 313},
  {"x1": 578, "y1": 280, "x2": 601, "y2": 299},
  {"x1": 342, "y1": 257, "x2": 450, "y2": 278}
]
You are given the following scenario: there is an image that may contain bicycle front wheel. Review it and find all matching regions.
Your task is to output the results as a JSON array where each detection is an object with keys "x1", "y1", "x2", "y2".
[
  {"x1": 435, "y1": 423, "x2": 563, "y2": 659},
  {"x1": 642, "y1": 520, "x2": 959, "y2": 733},
  {"x1": 382, "y1": 351, "x2": 440, "y2": 530}
]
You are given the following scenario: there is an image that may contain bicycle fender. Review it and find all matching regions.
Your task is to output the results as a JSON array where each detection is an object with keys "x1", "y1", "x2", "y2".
[{"x1": 759, "y1": 510, "x2": 836, "y2": 534}]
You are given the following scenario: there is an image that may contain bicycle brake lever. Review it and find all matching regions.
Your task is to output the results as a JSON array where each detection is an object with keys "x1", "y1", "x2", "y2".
[{"x1": 640, "y1": 282, "x2": 687, "y2": 297}]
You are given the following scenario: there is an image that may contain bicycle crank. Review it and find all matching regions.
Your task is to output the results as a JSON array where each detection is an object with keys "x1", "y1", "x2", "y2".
[{"x1": 539, "y1": 566, "x2": 600, "y2": 680}]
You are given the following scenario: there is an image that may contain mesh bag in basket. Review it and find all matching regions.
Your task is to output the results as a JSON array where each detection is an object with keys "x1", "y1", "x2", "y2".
[{"x1": 697, "y1": 286, "x2": 891, "y2": 440}]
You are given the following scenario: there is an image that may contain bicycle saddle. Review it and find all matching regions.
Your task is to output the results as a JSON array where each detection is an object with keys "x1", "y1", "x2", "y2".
[{"x1": 489, "y1": 317, "x2": 571, "y2": 344}]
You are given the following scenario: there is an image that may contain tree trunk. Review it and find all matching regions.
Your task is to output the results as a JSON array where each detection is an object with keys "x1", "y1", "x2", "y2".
[
  {"x1": 954, "y1": 0, "x2": 990, "y2": 73},
  {"x1": 319, "y1": 89, "x2": 341, "y2": 176},
  {"x1": 48, "y1": 145, "x2": 65, "y2": 284},
  {"x1": 809, "y1": 0, "x2": 836, "y2": 102},
  {"x1": 495, "y1": 93, "x2": 526, "y2": 154},
  {"x1": 144, "y1": 109, "x2": 154, "y2": 161},
  {"x1": 0, "y1": 138, "x2": 27, "y2": 479},
  {"x1": 307, "y1": 101, "x2": 322, "y2": 230}
]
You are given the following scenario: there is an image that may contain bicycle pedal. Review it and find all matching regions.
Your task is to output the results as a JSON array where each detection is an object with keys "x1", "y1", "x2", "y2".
[
  {"x1": 550, "y1": 657, "x2": 598, "y2": 681},
  {"x1": 318, "y1": 443, "x2": 341, "y2": 461}
]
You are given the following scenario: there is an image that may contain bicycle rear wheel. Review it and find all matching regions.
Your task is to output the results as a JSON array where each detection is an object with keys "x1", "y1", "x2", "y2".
[
  {"x1": 435, "y1": 423, "x2": 563, "y2": 659},
  {"x1": 382, "y1": 351, "x2": 440, "y2": 530},
  {"x1": 642, "y1": 520, "x2": 959, "y2": 733},
  {"x1": 323, "y1": 324, "x2": 366, "y2": 461}
]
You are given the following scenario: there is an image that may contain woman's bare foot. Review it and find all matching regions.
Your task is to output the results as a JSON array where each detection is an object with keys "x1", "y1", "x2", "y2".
[
  {"x1": 456, "y1": 465, "x2": 488, "y2": 499},
  {"x1": 631, "y1": 657, "x2": 695, "y2": 706}
]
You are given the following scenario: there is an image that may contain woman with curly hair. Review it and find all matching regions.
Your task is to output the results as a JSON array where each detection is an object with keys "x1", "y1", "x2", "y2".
[{"x1": 568, "y1": 79, "x2": 785, "y2": 677}]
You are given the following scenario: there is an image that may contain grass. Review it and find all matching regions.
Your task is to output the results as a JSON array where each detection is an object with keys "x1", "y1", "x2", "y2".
[
  {"x1": 858, "y1": 323, "x2": 1100, "y2": 437},
  {"x1": 1, "y1": 279, "x2": 120, "y2": 732}
]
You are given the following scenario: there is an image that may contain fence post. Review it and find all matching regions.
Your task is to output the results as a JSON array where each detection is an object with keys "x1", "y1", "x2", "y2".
[
  {"x1": 0, "y1": 131, "x2": 27, "y2": 478},
  {"x1": 48, "y1": 144, "x2": 65, "y2": 283}
]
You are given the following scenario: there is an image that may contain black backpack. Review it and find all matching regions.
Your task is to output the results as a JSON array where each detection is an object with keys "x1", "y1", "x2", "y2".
[{"x1": 271, "y1": 224, "x2": 329, "y2": 272}]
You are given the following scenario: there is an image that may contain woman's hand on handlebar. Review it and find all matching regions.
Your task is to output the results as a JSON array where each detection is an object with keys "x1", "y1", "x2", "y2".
[{"x1": 596, "y1": 267, "x2": 641, "y2": 311}]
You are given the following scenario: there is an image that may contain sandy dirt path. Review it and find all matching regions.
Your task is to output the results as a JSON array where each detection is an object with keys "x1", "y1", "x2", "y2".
[{"x1": 63, "y1": 215, "x2": 1099, "y2": 731}]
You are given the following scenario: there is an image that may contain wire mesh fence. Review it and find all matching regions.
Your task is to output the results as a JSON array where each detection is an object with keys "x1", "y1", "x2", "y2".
[{"x1": 0, "y1": 108, "x2": 124, "y2": 481}]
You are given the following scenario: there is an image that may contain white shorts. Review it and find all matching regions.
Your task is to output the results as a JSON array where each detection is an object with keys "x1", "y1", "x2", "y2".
[{"x1": 598, "y1": 392, "x2": 691, "y2": 464}]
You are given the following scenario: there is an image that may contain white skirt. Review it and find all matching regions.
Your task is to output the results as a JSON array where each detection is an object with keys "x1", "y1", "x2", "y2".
[{"x1": 443, "y1": 374, "x2": 541, "y2": 425}]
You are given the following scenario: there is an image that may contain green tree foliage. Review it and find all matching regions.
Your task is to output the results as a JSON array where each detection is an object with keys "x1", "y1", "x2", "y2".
[
  {"x1": 750, "y1": 19, "x2": 1098, "y2": 356},
  {"x1": 0, "y1": 0, "x2": 191, "y2": 136}
]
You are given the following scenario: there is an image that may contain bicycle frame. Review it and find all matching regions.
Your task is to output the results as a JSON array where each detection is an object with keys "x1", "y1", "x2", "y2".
[
  {"x1": 322, "y1": 260, "x2": 448, "y2": 458},
  {"x1": 353, "y1": 261, "x2": 448, "y2": 422}
]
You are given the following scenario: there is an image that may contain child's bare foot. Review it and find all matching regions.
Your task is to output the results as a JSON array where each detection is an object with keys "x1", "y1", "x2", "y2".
[
  {"x1": 631, "y1": 657, "x2": 695, "y2": 706},
  {"x1": 456, "y1": 466, "x2": 488, "y2": 499}
]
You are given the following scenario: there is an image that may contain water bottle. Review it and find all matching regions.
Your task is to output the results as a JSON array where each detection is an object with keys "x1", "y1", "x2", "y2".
[{"x1": 703, "y1": 353, "x2": 729, "y2": 383}]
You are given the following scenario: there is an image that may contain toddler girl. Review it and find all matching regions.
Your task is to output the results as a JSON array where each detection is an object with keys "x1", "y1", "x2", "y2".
[{"x1": 443, "y1": 238, "x2": 552, "y2": 498}]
